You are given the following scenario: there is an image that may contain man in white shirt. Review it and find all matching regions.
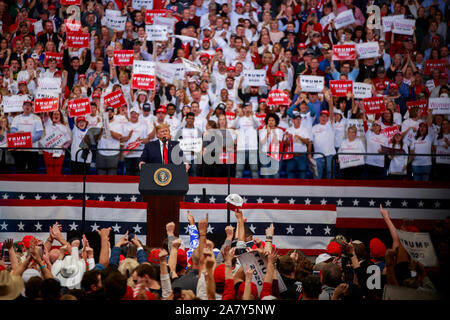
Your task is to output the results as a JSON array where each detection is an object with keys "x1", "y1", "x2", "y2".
[
  {"x1": 96, "y1": 106, "x2": 124, "y2": 175},
  {"x1": 174, "y1": 112, "x2": 203, "y2": 176},
  {"x1": 10, "y1": 100, "x2": 44, "y2": 173},
  {"x1": 284, "y1": 112, "x2": 311, "y2": 179}
]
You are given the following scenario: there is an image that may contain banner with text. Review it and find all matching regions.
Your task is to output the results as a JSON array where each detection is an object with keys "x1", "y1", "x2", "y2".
[
  {"x1": 132, "y1": 0, "x2": 153, "y2": 10},
  {"x1": 267, "y1": 90, "x2": 290, "y2": 105},
  {"x1": 429, "y1": 98, "x2": 450, "y2": 114},
  {"x1": 131, "y1": 74, "x2": 156, "y2": 90},
  {"x1": 146, "y1": 24, "x2": 169, "y2": 41},
  {"x1": 2, "y1": 95, "x2": 28, "y2": 113},
  {"x1": 333, "y1": 9, "x2": 355, "y2": 29},
  {"x1": 7, "y1": 132, "x2": 32, "y2": 148},
  {"x1": 113, "y1": 50, "x2": 134, "y2": 66},
  {"x1": 355, "y1": 42, "x2": 380, "y2": 59},
  {"x1": 363, "y1": 96, "x2": 386, "y2": 114},
  {"x1": 66, "y1": 32, "x2": 89, "y2": 48},
  {"x1": 34, "y1": 97, "x2": 59, "y2": 113},
  {"x1": 68, "y1": 98, "x2": 91, "y2": 117},
  {"x1": 407, "y1": 100, "x2": 428, "y2": 117},
  {"x1": 397, "y1": 229, "x2": 438, "y2": 267},
  {"x1": 145, "y1": 9, "x2": 167, "y2": 24},
  {"x1": 332, "y1": 44, "x2": 356, "y2": 61},
  {"x1": 299, "y1": 75, "x2": 324, "y2": 92},
  {"x1": 392, "y1": 18, "x2": 415, "y2": 35},
  {"x1": 243, "y1": 69, "x2": 267, "y2": 87},
  {"x1": 353, "y1": 82, "x2": 372, "y2": 99},
  {"x1": 103, "y1": 90, "x2": 127, "y2": 109},
  {"x1": 329, "y1": 80, "x2": 353, "y2": 96}
]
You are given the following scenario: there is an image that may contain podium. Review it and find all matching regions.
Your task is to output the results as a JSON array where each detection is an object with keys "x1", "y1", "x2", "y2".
[{"x1": 139, "y1": 163, "x2": 189, "y2": 248}]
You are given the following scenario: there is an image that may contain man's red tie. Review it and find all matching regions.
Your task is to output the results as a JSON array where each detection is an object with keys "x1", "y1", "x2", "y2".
[{"x1": 163, "y1": 142, "x2": 168, "y2": 164}]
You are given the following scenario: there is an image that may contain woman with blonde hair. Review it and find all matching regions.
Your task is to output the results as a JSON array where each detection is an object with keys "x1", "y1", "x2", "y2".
[{"x1": 0, "y1": 115, "x2": 13, "y2": 173}]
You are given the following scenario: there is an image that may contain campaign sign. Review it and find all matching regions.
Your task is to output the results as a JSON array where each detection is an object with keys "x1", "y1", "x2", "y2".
[
  {"x1": 132, "y1": 0, "x2": 153, "y2": 10},
  {"x1": 64, "y1": 19, "x2": 82, "y2": 32},
  {"x1": 132, "y1": 74, "x2": 156, "y2": 90},
  {"x1": 105, "y1": 15, "x2": 127, "y2": 32},
  {"x1": 60, "y1": 0, "x2": 81, "y2": 5},
  {"x1": 424, "y1": 59, "x2": 447, "y2": 75},
  {"x1": 2, "y1": 95, "x2": 28, "y2": 113},
  {"x1": 363, "y1": 97, "x2": 386, "y2": 114},
  {"x1": 146, "y1": 24, "x2": 169, "y2": 41},
  {"x1": 267, "y1": 90, "x2": 290, "y2": 105},
  {"x1": 68, "y1": 98, "x2": 91, "y2": 117},
  {"x1": 243, "y1": 69, "x2": 266, "y2": 87},
  {"x1": 353, "y1": 82, "x2": 372, "y2": 99},
  {"x1": 113, "y1": 50, "x2": 134, "y2": 66},
  {"x1": 34, "y1": 97, "x2": 59, "y2": 113},
  {"x1": 407, "y1": 100, "x2": 428, "y2": 117},
  {"x1": 355, "y1": 42, "x2": 380, "y2": 59},
  {"x1": 338, "y1": 154, "x2": 365, "y2": 169},
  {"x1": 103, "y1": 90, "x2": 127, "y2": 109},
  {"x1": 329, "y1": 80, "x2": 353, "y2": 97},
  {"x1": 299, "y1": 75, "x2": 324, "y2": 92},
  {"x1": 392, "y1": 18, "x2": 415, "y2": 35},
  {"x1": 38, "y1": 77, "x2": 61, "y2": 92},
  {"x1": 397, "y1": 230, "x2": 438, "y2": 267},
  {"x1": 332, "y1": 44, "x2": 356, "y2": 61},
  {"x1": 429, "y1": 98, "x2": 450, "y2": 115},
  {"x1": 7, "y1": 132, "x2": 32, "y2": 148},
  {"x1": 44, "y1": 52, "x2": 63, "y2": 67},
  {"x1": 145, "y1": 9, "x2": 167, "y2": 24},
  {"x1": 133, "y1": 60, "x2": 155, "y2": 75},
  {"x1": 66, "y1": 31, "x2": 90, "y2": 48},
  {"x1": 381, "y1": 125, "x2": 400, "y2": 141},
  {"x1": 155, "y1": 62, "x2": 185, "y2": 83},
  {"x1": 333, "y1": 9, "x2": 355, "y2": 29}
]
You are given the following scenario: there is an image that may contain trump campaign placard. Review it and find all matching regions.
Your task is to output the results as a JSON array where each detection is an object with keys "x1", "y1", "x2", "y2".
[
  {"x1": 2, "y1": 95, "x2": 29, "y2": 113},
  {"x1": 329, "y1": 80, "x2": 353, "y2": 96},
  {"x1": 66, "y1": 31, "x2": 90, "y2": 48},
  {"x1": 132, "y1": 74, "x2": 156, "y2": 90},
  {"x1": 34, "y1": 97, "x2": 59, "y2": 113},
  {"x1": 133, "y1": 60, "x2": 156, "y2": 75},
  {"x1": 363, "y1": 96, "x2": 386, "y2": 114},
  {"x1": 145, "y1": 9, "x2": 167, "y2": 24},
  {"x1": 267, "y1": 90, "x2": 290, "y2": 105},
  {"x1": 429, "y1": 98, "x2": 450, "y2": 114},
  {"x1": 146, "y1": 24, "x2": 169, "y2": 41},
  {"x1": 43, "y1": 52, "x2": 63, "y2": 67},
  {"x1": 332, "y1": 44, "x2": 356, "y2": 61},
  {"x1": 381, "y1": 125, "x2": 400, "y2": 141},
  {"x1": 132, "y1": 0, "x2": 153, "y2": 10},
  {"x1": 113, "y1": 50, "x2": 134, "y2": 66},
  {"x1": 407, "y1": 100, "x2": 428, "y2": 117},
  {"x1": 64, "y1": 19, "x2": 82, "y2": 32},
  {"x1": 103, "y1": 90, "x2": 127, "y2": 109},
  {"x1": 105, "y1": 15, "x2": 127, "y2": 32},
  {"x1": 68, "y1": 98, "x2": 91, "y2": 117},
  {"x1": 7, "y1": 132, "x2": 32, "y2": 148},
  {"x1": 355, "y1": 42, "x2": 380, "y2": 59},
  {"x1": 60, "y1": 0, "x2": 81, "y2": 5},
  {"x1": 299, "y1": 75, "x2": 324, "y2": 92},
  {"x1": 392, "y1": 18, "x2": 415, "y2": 35},
  {"x1": 353, "y1": 82, "x2": 372, "y2": 99},
  {"x1": 333, "y1": 9, "x2": 355, "y2": 29},
  {"x1": 243, "y1": 69, "x2": 266, "y2": 87},
  {"x1": 424, "y1": 59, "x2": 447, "y2": 75}
]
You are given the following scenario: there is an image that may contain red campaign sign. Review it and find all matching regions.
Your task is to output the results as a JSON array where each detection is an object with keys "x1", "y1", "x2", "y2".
[
  {"x1": 267, "y1": 90, "x2": 290, "y2": 106},
  {"x1": 145, "y1": 9, "x2": 167, "y2": 24},
  {"x1": 7, "y1": 132, "x2": 32, "y2": 148},
  {"x1": 103, "y1": 90, "x2": 127, "y2": 109},
  {"x1": 43, "y1": 52, "x2": 63, "y2": 67},
  {"x1": 60, "y1": 0, "x2": 81, "y2": 5},
  {"x1": 381, "y1": 125, "x2": 400, "y2": 141},
  {"x1": 113, "y1": 50, "x2": 134, "y2": 66},
  {"x1": 332, "y1": 44, "x2": 356, "y2": 61},
  {"x1": 68, "y1": 98, "x2": 91, "y2": 117},
  {"x1": 65, "y1": 19, "x2": 82, "y2": 32},
  {"x1": 225, "y1": 112, "x2": 235, "y2": 122},
  {"x1": 34, "y1": 98, "x2": 59, "y2": 113},
  {"x1": 132, "y1": 74, "x2": 156, "y2": 90},
  {"x1": 424, "y1": 59, "x2": 447, "y2": 75},
  {"x1": 407, "y1": 100, "x2": 428, "y2": 117},
  {"x1": 66, "y1": 31, "x2": 90, "y2": 48},
  {"x1": 329, "y1": 80, "x2": 353, "y2": 97},
  {"x1": 363, "y1": 97, "x2": 386, "y2": 114}
]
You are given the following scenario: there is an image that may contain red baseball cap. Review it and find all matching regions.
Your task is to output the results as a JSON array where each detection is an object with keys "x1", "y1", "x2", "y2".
[
  {"x1": 259, "y1": 98, "x2": 267, "y2": 103},
  {"x1": 156, "y1": 107, "x2": 167, "y2": 114},
  {"x1": 18, "y1": 81, "x2": 27, "y2": 86},
  {"x1": 369, "y1": 238, "x2": 386, "y2": 258},
  {"x1": 320, "y1": 110, "x2": 330, "y2": 116},
  {"x1": 327, "y1": 241, "x2": 341, "y2": 256},
  {"x1": 227, "y1": 65, "x2": 236, "y2": 72},
  {"x1": 76, "y1": 116, "x2": 87, "y2": 123},
  {"x1": 441, "y1": 73, "x2": 449, "y2": 79},
  {"x1": 177, "y1": 249, "x2": 187, "y2": 269},
  {"x1": 236, "y1": 2, "x2": 243, "y2": 7},
  {"x1": 200, "y1": 53, "x2": 211, "y2": 60},
  {"x1": 214, "y1": 264, "x2": 226, "y2": 284},
  {"x1": 389, "y1": 83, "x2": 398, "y2": 90},
  {"x1": 79, "y1": 74, "x2": 86, "y2": 79},
  {"x1": 92, "y1": 93, "x2": 101, "y2": 98},
  {"x1": 215, "y1": 47, "x2": 223, "y2": 52},
  {"x1": 298, "y1": 43, "x2": 306, "y2": 49},
  {"x1": 375, "y1": 82, "x2": 386, "y2": 91},
  {"x1": 274, "y1": 71, "x2": 285, "y2": 77},
  {"x1": 19, "y1": 235, "x2": 37, "y2": 249},
  {"x1": 148, "y1": 249, "x2": 161, "y2": 264},
  {"x1": 49, "y1": 4, "x2": 56, "y2": 10},
  {"x1": 202, "y1": 38, "x2": 210, "y2": 42}
]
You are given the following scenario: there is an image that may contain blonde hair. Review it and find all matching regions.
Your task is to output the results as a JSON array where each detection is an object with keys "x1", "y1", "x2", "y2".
[
  {"x1": 118, "y1": 258, "x2": 139, "y2": 279},
  {"x1": 156, "y1": 123, "x2": 170, "y2": 133}
]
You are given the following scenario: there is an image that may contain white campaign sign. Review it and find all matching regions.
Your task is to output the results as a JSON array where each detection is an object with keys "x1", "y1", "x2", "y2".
[
  {"x1": 299, "y1": 75, "x2": 324, "y2": 92},
  {"x1": 397, "y1": 229, "x2": 439, "y2": 267},
  {"x1": 179, "y1": 138, "x2": 202, "y2": 153},
  {"x1": 133, "y1": 60, "x2": 155, "y2": 75},
  {"x1": 355, "y1": 42, "x2": 380, "y2": 59},
  {"x1": 237, "y1": 251, "x2": 287, "y2": 295},
  {"x1": 320, "y1": 12, "x2": 335, "y2": 28},
  {"x1": 105, "y1": 9, "x2": 122, "y2": 17},
  {"x1": 243, "y1": 69, "x2": 266, "y2": 87},
  {"x1": 105, "y1": 15, "x2": 127, "y2": 31},
  {"x1": 382, "y1": 15, "x2": 403, "y2": 33},
  {"x1": 181, "y1": 57, "x2": 202, "y2": 73},
  {"x1": 132, "y1": 0, "x2": 153, "y2": 10},
  {"x1": 353, "y1": 82, "x2": 372, "y2": 99},
  {"x1": 153, "y1": 16, "x2": 176, "y2": 33},
  {"x1": 333, "y1": 10, "x2": 355, "y2": 29},
  {"x1": 155, "y1": 62, "x2": 185, "y2": 83},
  {"x1": 428, "y1": 98, "x2": 450, "y2": 114},
  {"x1": 392, "y1": 18, "x2": 415, "y2": 35},
  {"x1": 145, "y1": 24, "x2": 169, "y2": 41},
  {"x1": 346, "y1": 119, "x2": 366, "y2": 137},
  {"x1": 35, "y1": 90, "x2": 60, "y2": 99},
  {"x1": 338, "y1": 153, "x2": 365, "y2": 169},
  {"x1": 38, "y1": 77, "x2": 61, "y2": 92},
  {"x1": 2, "y1": 95, "x2": 28, "y2": 113}
]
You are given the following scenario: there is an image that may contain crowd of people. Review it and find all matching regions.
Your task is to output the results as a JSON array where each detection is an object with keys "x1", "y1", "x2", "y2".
[
  {"x1": 0, "y1": 0, "x2": 449, "y2": 181},
  {"x1": 0, "y1": 206, "x2": 448, "y2": 300}
]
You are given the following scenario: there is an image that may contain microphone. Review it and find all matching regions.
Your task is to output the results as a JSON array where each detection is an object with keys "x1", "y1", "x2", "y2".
[{"x1": 162, "y1": 136, "x2": 167, "y2": 144}]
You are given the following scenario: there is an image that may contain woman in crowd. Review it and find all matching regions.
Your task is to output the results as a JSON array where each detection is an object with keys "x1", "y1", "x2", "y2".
[
  {"x1": 387, "y1": 132, "x2": 409, "y2": 180},
  {"x1": 411, "y1": 122, "x2": 434, "y2": 181},
  {"x1": 433, "y1": 119, "x2": 450, "y2": 181},
  {"x1": 338, "y1": 125, "x2": 366, "y2": 179}
]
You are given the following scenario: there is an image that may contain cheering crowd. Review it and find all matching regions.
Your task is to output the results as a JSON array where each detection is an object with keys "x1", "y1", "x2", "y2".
[
  {"x1": 0, "y1": 206, "x2": 448, "y2": 300},
  {"x1": 0, "y1": 0, "x2": 449, "y2": 180}
]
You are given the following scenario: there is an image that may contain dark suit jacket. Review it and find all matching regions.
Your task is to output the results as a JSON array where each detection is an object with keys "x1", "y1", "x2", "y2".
[
  {"x1": 140, "y1": 139, "x2": 183, "y2": 164},
  {"x1": 37, "y1": 32, "x2": 60, "y2": 48}
]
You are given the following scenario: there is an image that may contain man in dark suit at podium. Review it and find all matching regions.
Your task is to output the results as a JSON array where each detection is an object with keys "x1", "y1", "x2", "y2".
[{"x1": 138, "y1": 123, "x2": 189, "y2": 171}]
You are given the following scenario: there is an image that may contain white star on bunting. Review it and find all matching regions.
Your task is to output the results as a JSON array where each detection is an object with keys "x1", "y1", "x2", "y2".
[
  {"x1": 249, "y1": 224, "x2": 257, "y2": 234},
  {"x1": 207, "y1": 224, "x2": 215, "y2": 233},
  {"x1": 184, "y1": 225, "x2": 189, "y2": 234},
  {"x1": 18, "y1": 194, "x2": 25, "y2": 200},
  {"x1": 434, "y1": 201, "x2": 441, "y2": 208},
  {"x1": 257, "y1": 197, "x2": 264, "y2": 204},
  {"x1": 69, "y1": 222, "x2": 78, "y2": 231},
  {"x1": 385, "y1": 200, "x2": 392, "y2": 207},
  {"x1": 66, "y1": 195, "x2": 73, "y2": 200},
  {"x1": 368, "y1": 199, "x2": 376, "y2": 206},
  {"x1": 321, "y1": 198, "x2": 327, "y2": 205},
  {"x1": 288, "y1": 198, "x2": 296, "y2": 204},
  {"x1": 98, "y1": 195, "x2": 105, "y2": 201},
  {"x1": 304, "y1": 198, "x2": 311, "y2": 205},
  {"x1": 273, "y1": 197, "x2": 280, "y2": 204},
  {"x1": 304, "y1": 225, "x2": 313, "y2": 235},
  {"x1": 336, "y1": 199, "x2": 343, "y2": 206},
  {"x1": 209, "y1": 196, "x2": 216, "y2": 203},
  {"x1": 51, "y1": 194, "x2": 58, "y2": 200},
  {"x1": 133, "y1": 224, "x2": 142, "y2": 233},
  {"x1": 401, "y1": 200, "x2": 408, "y2": 207},
  {"x1": 34, "y1": 222, "x2": 42, "y2": 231},
  {"x1": 242, "y1": 197, "x2": 248, "y2": 203},
  {"x1": 2, "y1": 193, "x2": 9, "y2": 199},
  {"x1": 114, "y1": 195, "x2": 121, "y2": 202},
  {"x1": 35, "y1": 194, "x2": 41, "y2": 200},
  {"x1": 323, "y1": 226, "x2": 331, "y2": 235},
  {"x1": 112, "y1": 223, "x2": 121, "y2": 233},
  {"x1": 90, "y1": 223, "x2": 100, "y2": 232},
  {"x1": 130, "y1": 195, "x2": 137, "y2": 202},
  {"x1": 286, "y1": 225, "x2": 294, "y2": 234},
  {"x1": 418, "y1": 201, "x2": 424, "y2": 208},
  {"x1": 0, "y1": 222, "x2": 7, "y2": 230},
  {"x1": 353, "y1": 199, "x2": 359, "y2": 206},
  {"x1": 17, "y1": 222, "x2": 25, "y2": 231},
  {"x1": 193, "y1": 196, "x2": 200, "y2": 203}
]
